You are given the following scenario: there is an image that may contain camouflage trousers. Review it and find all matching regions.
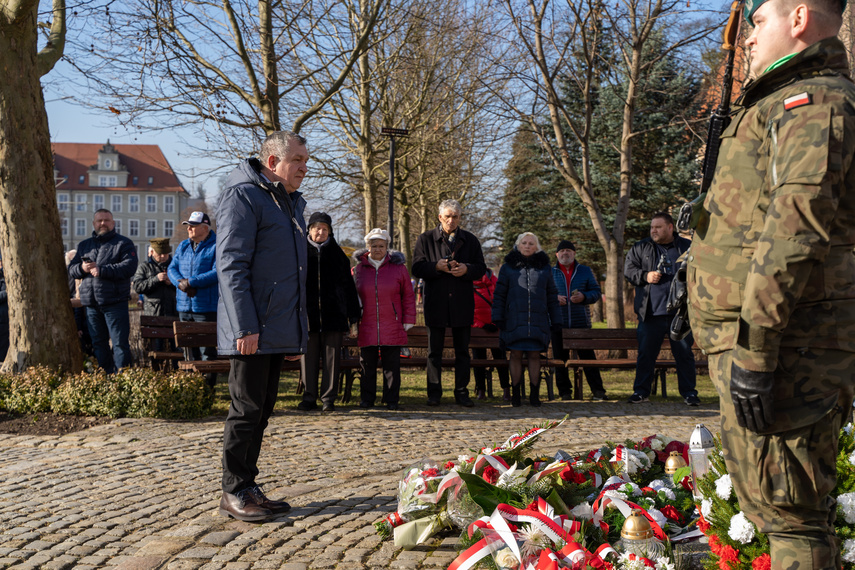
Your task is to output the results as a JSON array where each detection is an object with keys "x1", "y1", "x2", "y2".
[{"x1": 709, "y1": 348, "x2": 855, "y2": 570}]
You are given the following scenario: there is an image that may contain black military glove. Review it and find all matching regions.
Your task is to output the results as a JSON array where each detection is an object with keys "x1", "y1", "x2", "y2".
[{"x1": 730, "y1": 362, "x2": 775, "y2": 433}]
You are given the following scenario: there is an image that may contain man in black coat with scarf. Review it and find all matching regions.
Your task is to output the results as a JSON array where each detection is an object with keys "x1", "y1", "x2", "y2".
[{"x1": 412, "y1": 199, "x2": 486, "y2": 407}]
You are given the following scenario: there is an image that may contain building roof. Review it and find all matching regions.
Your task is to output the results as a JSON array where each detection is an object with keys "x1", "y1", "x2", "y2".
[{"x1": 52, "y1": 142, "x2": 187, "y2": 193}]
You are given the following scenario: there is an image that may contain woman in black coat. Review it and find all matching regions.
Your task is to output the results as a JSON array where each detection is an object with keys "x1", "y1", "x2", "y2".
[
  {"x1": 298, "y1": 212, "x2": 361, "y2": 412},
  {"x1": 492, "y1": 232, "x2": 562, "y2": 407}
]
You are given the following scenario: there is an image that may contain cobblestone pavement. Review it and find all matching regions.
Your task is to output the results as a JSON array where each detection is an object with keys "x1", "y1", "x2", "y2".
[{"x1": 0, "y1": 399, "x2": 720, "y2": 570}]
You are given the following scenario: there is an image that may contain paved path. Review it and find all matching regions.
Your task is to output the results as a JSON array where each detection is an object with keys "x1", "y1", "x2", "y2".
[{"x1": 0, "y1": 400, "x2": 720, "y2": 569}]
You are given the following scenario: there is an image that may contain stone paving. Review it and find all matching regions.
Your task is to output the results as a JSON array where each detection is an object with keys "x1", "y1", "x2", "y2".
[{"x1": 0, "y1": 399, "x2": 720, "y2": 570}]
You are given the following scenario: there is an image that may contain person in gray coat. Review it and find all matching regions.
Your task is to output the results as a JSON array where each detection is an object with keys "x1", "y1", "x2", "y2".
[{"x1": 216, "y1": 131, "x2": 309, "y2": 523}]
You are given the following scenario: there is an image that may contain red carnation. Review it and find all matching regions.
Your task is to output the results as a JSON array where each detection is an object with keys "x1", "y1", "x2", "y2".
[
  {"x1": 719, "y1": 544, "x2": 740, "y2": 564},
  {"x1": 660, "y1": 505, "x2": 685, "y2": 524},
  {"x1": 680, "y1": 475, "x2": 693, "y2": 491},
  {"x1": 697, "y1": 514, "x2": 711, "y2": 534},
  {"x1": 560, "y1": 465, "x2": 587, "y2": 484},
  {"x1": 752, "y1": 554, "x2": 771, "y2": 570},
  {"x1": 422, "y1": 468, "x2": 440, "y2": 478},
  {"x1": 444, "y1": 461, "x2": 455, "y2": 470},
  {"x1": 709, "y1": 534, "x2": 722, "y2": 555},
  {"x1": 483, "y1": 466, "x2": 500, "y2": 484}
]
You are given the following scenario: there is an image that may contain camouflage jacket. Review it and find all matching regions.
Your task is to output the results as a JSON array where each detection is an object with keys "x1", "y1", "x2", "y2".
[{"x1": 687, "y1": 37, "x2": 855, "y2": 372}]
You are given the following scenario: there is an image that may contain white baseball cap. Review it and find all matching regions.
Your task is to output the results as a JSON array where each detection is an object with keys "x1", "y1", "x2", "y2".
[{"x1": 364, "y1": 228, "x2": 391, "y2": 244}]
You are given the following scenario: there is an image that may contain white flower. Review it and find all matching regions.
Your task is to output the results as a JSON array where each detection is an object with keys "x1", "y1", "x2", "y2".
[
  {"x1": 571, "y1": 502, "x2": 594, "y2": 520},
  {"x1": 519, "y1": 526, "x2": 550, "y2": 560},
  {"x1": 617, "y1": 552, "x2": 651, "y2": 570},
  {"x1": 612, "y1": 448, "x2": 652, "y2": 475},
  {"x1": 458, "y1": 454, "x2": 473, "y2": 463},
  {"x1": 656, "y1": 487, "x2": 676, "y2": 501},
  {"x1": 715, "y1": 474, "x2": 732, "y2": 500},
  {"x1": 647, "y1": 507, "x2": 667, "y2": 529},
  {"x1": 497, "y1": 463, "x2": 531, "y2": 489},
  {"x1": 701, "y1": 499, "x2": 712, "y2": 520},
  {"x1": 727, "y1": 511, "x2": 755, "y2": 544},
  {"x1": 843, "y1": 539, "x2": 855, "y2": 563},
  {"x1": 604, "y1": 489, "x2": 628, "y2": 502},
  {"x1": 650, "y1": 439, "x2": 665, "y2": 451},
  {"x1": 844, "y1": 423, "x2": 853, "y2": 435},
  {"x1": 648, "y1": 479, "x2": 668, "y2": 491},
  {"x1": 653, "y1": 556, "x2": 676, "y2": 570},
  {"x1": 837, "y1": 492, "x2": 855, "y2": 524},
  {"x1": 849, "y1": 449, "x2": 855, "y2": 467},
  {"x1": 620, "y1": 483, "x2": 643, "y2": 497},
  {"x1": 494, "y1": 548, "x2": 520, "y2": 570}
]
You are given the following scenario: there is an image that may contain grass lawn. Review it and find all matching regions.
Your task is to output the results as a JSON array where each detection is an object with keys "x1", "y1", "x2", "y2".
[{"x1": 208, "y1": 366, "x2": 718, "y2": 415}]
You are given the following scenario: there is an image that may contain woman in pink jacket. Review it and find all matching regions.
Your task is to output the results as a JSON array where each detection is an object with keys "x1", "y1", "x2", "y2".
[{"x1": 353, "y1": 228, "x2": 416, "y2": 410}]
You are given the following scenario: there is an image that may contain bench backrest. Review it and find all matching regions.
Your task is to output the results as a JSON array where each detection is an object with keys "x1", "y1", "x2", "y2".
[
  {"x1": 172, "y1": 320, "x2": 359, "y2": 349},
  {"x1": 139, "y1": 315, "x2": 179, "y2": 340}
]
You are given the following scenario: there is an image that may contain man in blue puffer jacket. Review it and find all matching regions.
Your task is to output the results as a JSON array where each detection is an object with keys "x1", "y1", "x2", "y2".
[
  {"x1": 215, "y1": 131, "x2": 308, "y2": 523},
  {"x1": 168, "y1": 211, "x2": 218, "y2": 376},
  {"x1": 550, "y1": 240, "x2": 606, "y2": 401},
  {"x1": 68, "y1": 209, "x2": 138, "y2": 373}
]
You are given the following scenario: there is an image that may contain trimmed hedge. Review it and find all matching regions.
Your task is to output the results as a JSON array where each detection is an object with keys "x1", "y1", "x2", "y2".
[{"x1": 0, "y1": 366, "x2": 212, "y2": 419}]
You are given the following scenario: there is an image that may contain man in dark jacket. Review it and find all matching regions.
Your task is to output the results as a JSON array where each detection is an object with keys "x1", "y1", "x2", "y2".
[
  {"x1": 624, "y1": 212, "x2": 698, "y2": 405},
  {"x1": 297, "y1": 212, "x2": 361, "y2": 412},
  {"x1": 412, "y1": 199, "x2": 486, "y2": 407},
  {"x1": 216, "y1": 131, "x2": 308, "y2": 523},
  {"x1": 133, "y1": 238, "x2": 177, "y2": 318},
  {"x1": 68, "y1": 209, "x2": 138, "y2": 373},
  {"x1": 550, "y1": 240, "x2": 606, "y2": 400}
]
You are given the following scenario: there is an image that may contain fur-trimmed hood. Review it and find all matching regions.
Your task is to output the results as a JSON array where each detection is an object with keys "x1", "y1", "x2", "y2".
[
  {"x1": 503, "y1": 248, "x2": 551, "y2": 270},
  {"x1": 353, "y1": 248, "x2": 407, "y2": 266}
]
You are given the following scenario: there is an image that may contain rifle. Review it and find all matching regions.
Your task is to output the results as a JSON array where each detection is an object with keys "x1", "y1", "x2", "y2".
[{"x1": 675, "y1": 0, "x2": 744, "y2": 233}]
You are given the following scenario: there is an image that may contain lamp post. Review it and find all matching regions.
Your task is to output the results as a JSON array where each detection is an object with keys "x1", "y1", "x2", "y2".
[{"x1": 380, "y1": 127, "x2": 409, "y2": 248}]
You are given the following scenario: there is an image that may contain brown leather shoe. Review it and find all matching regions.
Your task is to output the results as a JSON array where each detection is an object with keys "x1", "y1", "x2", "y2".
[
  {"x1": 219, "y1": 490, "x2": 272, "y2": 522},
  {"x1": 248, "y1": 485, "x2": 292, "y2": 515}
]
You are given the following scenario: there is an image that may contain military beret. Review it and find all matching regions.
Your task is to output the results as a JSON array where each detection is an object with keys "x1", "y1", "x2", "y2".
[
  {"x1": 745, "y1": 0, "x2": 846, "y2": 24},
  {"x1": 150, "y1": 238, "x2": 172, "y2": 254}
]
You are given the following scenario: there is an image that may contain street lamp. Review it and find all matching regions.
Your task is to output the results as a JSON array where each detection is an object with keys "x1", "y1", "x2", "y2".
[{"x1": 380, "y1": 127, "x2": 409, "y2": 248}]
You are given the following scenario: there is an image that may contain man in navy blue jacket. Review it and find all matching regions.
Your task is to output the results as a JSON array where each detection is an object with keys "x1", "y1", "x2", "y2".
[
  {"x1": 550, "y1": 240, "x2": 606, "y2": 400},
  {"x1": 68, "y1": 209, "x2": 138, "y2": 373},
  {"x1": 168, "y1": 211, "x2": 218, "y2": 385},
  {"x1": 216, "y1": 131, "x2": 308, "y2": 522}
]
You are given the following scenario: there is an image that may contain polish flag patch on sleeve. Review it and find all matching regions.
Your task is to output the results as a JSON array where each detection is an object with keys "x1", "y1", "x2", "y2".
[{"x1": 784, "y1": 92, "x2": 811, "y2": 110}]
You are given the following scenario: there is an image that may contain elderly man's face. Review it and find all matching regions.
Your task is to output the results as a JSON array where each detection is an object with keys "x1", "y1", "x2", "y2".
[
  {"x1": 187, "y1": 223, "x2": 210, "y2": 243},
  {"x1": 152, "y1": 251, "x2": 170, "y2": 264},
  {"x1": 438, "y1": 208, "x2": 460, "y2": 234},
  {"x1": 268, "y1": 143, "x2": 309, "y2": 193},
  {"x1": 556, "y1": 248, "x2": 576, "y2": 266},
  {"x1": 93, "y1": 211, "x2": 115, "y2": 235}
]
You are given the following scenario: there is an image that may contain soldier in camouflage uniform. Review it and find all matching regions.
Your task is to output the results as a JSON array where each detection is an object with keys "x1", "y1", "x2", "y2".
[{"x1": 687, "y1": 0, "x2": 855, "y2": 567}]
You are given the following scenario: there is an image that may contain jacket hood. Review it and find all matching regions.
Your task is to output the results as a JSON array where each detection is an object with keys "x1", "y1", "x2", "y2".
[
  {"x1": 221, "y1": 158, "x2": 304, "y2": 206},
  {"x1": 353, "y1": 248, "x2": 406, "y2": 266},
  {"x1": 504, "y1": 249, "x2": 550, "y2": 270}
]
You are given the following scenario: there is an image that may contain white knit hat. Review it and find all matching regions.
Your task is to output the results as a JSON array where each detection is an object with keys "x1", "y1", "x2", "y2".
[{"x1": 364, "y1": 228, "x2": 391, "y2": 245}]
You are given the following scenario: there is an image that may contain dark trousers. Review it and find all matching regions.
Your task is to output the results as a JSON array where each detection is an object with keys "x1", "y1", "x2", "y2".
[
  {"x1": 301, "y1": 331, "x2": 343, "y2": 405},
  {"x1": 222, "y1": 353, "x2": 285, "y2": 494},
  {"x1": 551, "y1": 329, "x2": 604, "y2": 397},
  {"x1": 86, "y1": 302, "x2": 132, "y2": 373},
  {"x1": 426, "y1": 326, "x2": 471, "y2": 400},
  {"x1": 360, "y1": 346, "x2": 401, "y2": 406},
  {"x1": 472, "y1": 347, "x2": 509, "y2": 392},
  {"x1": 633, "y1": 314, "x2": 697, "y2": 398}
]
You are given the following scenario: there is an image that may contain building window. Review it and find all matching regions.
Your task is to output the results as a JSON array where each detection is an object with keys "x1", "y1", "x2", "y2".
[
  {"x1": 147, "y1": 176, "x2": 154, "y2": 185},
  {"x1": 75, "y1": 194, "x2": 87, "y2": 212},
  {"x1": 129, "y1": 195, "x2": 140, "y2": 213},
  {"x1": 104, "y1": 158, "x2": 112, "y2": 169},
  {"x1": 132, "y1": 176, "x2": 138, "y2": 186},
  {"x1": 78, "y1": 175, "x2": 85, "y2": 184},
  {"x1": 114, "y1": 219, "x2": 122, "y2": 235},
  {"x1": 61, "y1": 218, "x2": 68, "y2": 237},
  {"x1": 57, "y1": 193, "x2": 69, "y2": 212},
  {"x1": 163, "y1": 196, "x2": 174, "y2": 213},
  {"x1": 129, "y1": 220, "x2": 139, "y2": 237},
  {"x1": 146, "y1": 220, "x2": 157, "y2": 238},
  {"x1": 164, "y1": 220, "x2": 174, "y2": 238},
  {"x1": 111, "y1": 195, "x2": 122, "y2": 213},
  {"x1": 98, "y1": 175, "x2": 117, "y2": 187},
  {"x1": 146, "y1": 196, "x2": 156, "y2": 213},
  {"x1": 75, "y1": 219, "x2": 87, "y2": 236},
  {"x1": 93, "y1": 195, "x2": 104, "y2": 211}
]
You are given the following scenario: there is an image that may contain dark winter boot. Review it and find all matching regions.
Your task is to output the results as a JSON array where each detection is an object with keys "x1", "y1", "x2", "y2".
[
  {"x1": 529, "y1": 383, "x2": 541, "y2": 407},
  {"x1": 511, "y1": 383, "x2": 522, "y2": 407}
]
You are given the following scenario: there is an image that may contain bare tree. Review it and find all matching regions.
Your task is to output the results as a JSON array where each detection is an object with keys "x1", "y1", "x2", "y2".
[
  {"x1": 59, "y1": 0, "x2": 385, "y2": 158},
  {"x1": 0, "y1": 0, "x2": 83, "y2": 372},
  {"x1": 494, "y1": 0, "x2": 716, "y2": 327},
  {"x1": 307, "y1": 0, "x2": 510, "y2": 258}
]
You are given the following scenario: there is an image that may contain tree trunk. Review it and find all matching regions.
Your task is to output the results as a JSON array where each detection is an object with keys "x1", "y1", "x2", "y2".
[
  {"x1": 0, "y1": 4, "x2": 83, "y2": 373},
  {"x1": 604, "y1": 240, "x2": 625, "y2": 328}
]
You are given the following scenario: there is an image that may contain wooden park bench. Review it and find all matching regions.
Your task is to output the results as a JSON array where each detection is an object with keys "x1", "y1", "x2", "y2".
[
  {"x1": 172, "y1": 320, "x2": 362, "y2": 401},
  {"x1": 138, "y1": 315, "x2": 182, "y2": 370},
  {"x1": 560, "y1": 328, "x2": 708, "y2": 400}
]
